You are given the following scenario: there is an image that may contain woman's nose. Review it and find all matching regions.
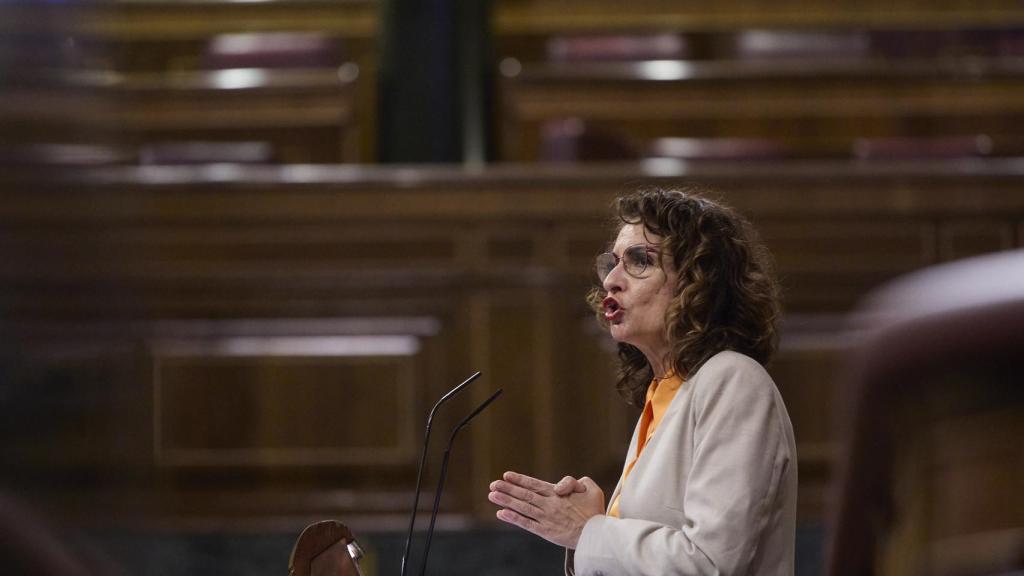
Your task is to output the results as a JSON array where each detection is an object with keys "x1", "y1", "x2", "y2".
[{"x1": 602, "y1": 262, "x2": 625, "y2": 293}]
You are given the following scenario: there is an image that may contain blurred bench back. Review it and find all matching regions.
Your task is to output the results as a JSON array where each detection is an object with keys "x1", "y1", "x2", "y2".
[{"x1": 828, "y1": 250, "x2": 1024, "y2": 576}]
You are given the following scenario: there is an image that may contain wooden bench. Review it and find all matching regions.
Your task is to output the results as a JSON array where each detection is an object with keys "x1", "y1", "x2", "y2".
[
  {"x1": 499, "y1": 57, "x2": 1024, "y2": 161},
  {"x1": 0, "y1": 0, "x2": 378, "y2": 161},
  {"x1": 1, "y1": 67, "x2": 361, "y2": 164},
  {"x1": 494, "y1": 0, "x2": 1024, "y2": 34},
  {"x1": 828, "y1": 250, "x2": 1024, "y2": 576}
]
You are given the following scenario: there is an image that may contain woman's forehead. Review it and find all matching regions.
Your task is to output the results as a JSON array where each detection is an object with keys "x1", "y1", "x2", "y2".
[{"x1": 612, "y1": 223, "x2": 663, "y2": 251}]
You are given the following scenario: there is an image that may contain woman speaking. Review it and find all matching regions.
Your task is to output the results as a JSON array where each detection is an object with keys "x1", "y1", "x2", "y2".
[{"x1": 488, "y1": 187, "x2": 797, "y2": 575}]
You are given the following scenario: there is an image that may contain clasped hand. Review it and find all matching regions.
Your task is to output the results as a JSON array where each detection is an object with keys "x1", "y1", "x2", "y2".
[{"x1": 488, "y1": 471, "x2": 605, "y2": 549}]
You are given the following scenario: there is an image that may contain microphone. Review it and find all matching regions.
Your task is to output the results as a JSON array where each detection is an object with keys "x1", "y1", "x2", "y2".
[
  {"x1": 399, "y1": 371, "x2": 481, "y2": 576},
  {"x1": 418, "y1": 388, "x2": 503, "y2": 576}
]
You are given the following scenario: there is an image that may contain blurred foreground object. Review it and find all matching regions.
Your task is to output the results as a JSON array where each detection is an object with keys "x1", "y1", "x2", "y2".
[
  {"x1": 289, "y1": 520, "x2": 364, "y2": 576},
  {"x1": 828, "y1": 249, "x2": 1024, "y2": 576}
]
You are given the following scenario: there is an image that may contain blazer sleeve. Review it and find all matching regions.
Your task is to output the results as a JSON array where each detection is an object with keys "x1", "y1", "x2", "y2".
[{"x1": 570, "y1": 355, "x2": 792, "y2": 576}]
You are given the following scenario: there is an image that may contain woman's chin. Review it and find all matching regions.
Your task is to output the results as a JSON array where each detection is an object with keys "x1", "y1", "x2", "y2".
[{"x1": 608, "y1": 324, "x2": 630, "y2": 342}]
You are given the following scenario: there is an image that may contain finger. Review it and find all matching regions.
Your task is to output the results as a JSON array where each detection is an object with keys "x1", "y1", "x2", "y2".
[
  {"x1": 491, "y1": 480, "x2": 546, "y2": 507},
  {"x1": 579, "y1": 476, "x2": 603, "y2": 495},
  {"x1": 553, "y1": 476, "x2": 583, "y2": 496},
  {"x1": 488, "y1": 490, "x2": 543, "y2": 519},
  {"x1": 495, "y1": 508, "x2": 542, "y2": 535},
  {"x1": 502, "y1": 471, "x2": 555, "y2": 496},
  {"x1": 571, "y1": 478, "x2": 587, "y2": 493}
]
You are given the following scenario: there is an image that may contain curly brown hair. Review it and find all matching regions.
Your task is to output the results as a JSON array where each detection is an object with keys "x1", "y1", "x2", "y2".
[{"x1": 587, "y1": 186, "x2": 781, "y2": 407}]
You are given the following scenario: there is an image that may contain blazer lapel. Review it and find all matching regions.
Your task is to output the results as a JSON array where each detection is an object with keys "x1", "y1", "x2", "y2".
[
  {"x1": 613, "y1": 378, "x2": 692, "y2": 514},
  {"x1": 607, "y1": 409, "x2": 644, "y2": 513}
]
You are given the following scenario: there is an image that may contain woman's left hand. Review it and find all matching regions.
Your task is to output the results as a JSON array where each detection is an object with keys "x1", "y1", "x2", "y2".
[{"x1": 488, "y1": 471, "x2": 605, "y2": 549}]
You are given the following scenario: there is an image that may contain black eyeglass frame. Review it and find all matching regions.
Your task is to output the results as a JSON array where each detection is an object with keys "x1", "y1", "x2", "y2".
[{"x1": 594, "y1": 243, "x2": 664, "y2": 282}]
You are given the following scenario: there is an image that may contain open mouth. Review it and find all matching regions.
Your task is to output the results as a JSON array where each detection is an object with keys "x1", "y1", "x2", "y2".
[{"x1": 602, "y1": 297, "x2": 623, "y2": 322}]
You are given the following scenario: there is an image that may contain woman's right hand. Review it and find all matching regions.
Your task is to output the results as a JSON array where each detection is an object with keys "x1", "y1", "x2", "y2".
[{"x1": 489, "y1": 471, "x2": 605, "y2": 549}]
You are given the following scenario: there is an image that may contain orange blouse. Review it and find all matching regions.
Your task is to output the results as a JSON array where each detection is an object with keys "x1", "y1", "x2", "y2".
[{"x1": 608, "y1": 373, "x2": 683, "y2": 518}]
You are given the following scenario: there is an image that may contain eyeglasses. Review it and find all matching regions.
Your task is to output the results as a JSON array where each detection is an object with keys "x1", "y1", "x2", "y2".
[{"x1": 594, "y1": 244, "x2": 662, "y2": 282}]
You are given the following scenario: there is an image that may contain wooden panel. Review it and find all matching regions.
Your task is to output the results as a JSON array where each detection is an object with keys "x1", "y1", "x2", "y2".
[
  {"x1": 761, "y1": 219, "x2": 934, "y2": 311},
  {"x1": 477, "y1": 298, "x2": 540, "y2": 482},
  {"x1": 486, "y1": 235, "x2": 534, "y2": 264},
  {"x1": 553, "y1": 300, "x2": 636, "y2": 487},
  {"x1": 0, "y1": 350, "x2": 150, "y2": 471},
  {"x1": 0, "y1": 225, "x2": 458, "y2": 275},
  {"x1": 770, "y1": 347, "x2": 843, "y2": 460},
  {"x1": 566, "y1": 229, "x2": 614, "y2": 274},
  {"x1": 938, "y1": 220, "x2": 1014, "y2": 261},
  {"x1": 764, "y1": 220, "x2": 932, "y2": 272},
  {"x1": 155, "y1": 350, "x2": 418, "y2": 467},
  {"x1": 769, "y1": 340, "x2": 847, "y2": 520}
]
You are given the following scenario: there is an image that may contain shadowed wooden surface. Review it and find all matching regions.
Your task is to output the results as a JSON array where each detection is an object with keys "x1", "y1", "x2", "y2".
[{"x1": 3, "y1": 160, "x2": 1023, "y2": 530}]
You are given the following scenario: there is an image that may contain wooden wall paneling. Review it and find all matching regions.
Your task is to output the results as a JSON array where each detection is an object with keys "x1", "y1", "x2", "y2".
[
  {"x1": 153, "y1": 352, "x2": 419, "y2": 468},
  {"x1": 145, "y1": 315, "x2": 454, "y2": 521},
  {"x1": 550, "y1": 298, "x2": 635, "y2": 494},
  {"x1": 770, "y1": 345, "x2": 843, "y2": 460},
  {"x1": 417, "y1": 291, "x2": 480, "y2": 518},
  {"x1": 485, "y1": 231, "x2": 536, "y2": 265},
  {"x1": 469, "y1": 292, "x2": 541, "y2": 515},
  {"x1": 769, "y1": 334, "x2": 850, "y2": 521},
  {"x1": 938, "y1": 219, "x2": 1016, "y2": 262},
  {"x1": 14, "y1": 162, "x2": 1022, "y2": 224},
  {"x1": 0, "y1": 346, "x2": 149, "y2": 474},
  {"x1": 0, "y1": 222, "x2": 459, "y2": 276},
  {"x1": 466, "y1": 287, "x2": 492, "y2": 517},
  {"x1": 0, "y1": 219, "x2": 464, "y2": 320},
  {"x1": 758, "y1": 219, "x2": 936, "y2": 313},
  {"x1": 529, "y1": 287, "x2": 557, "y2": 482},
  {"x1": 530, "y1": 227, "x2": 567, "y2": 481},
  {"x1": 3, "y1": 313, "x2": 464, "y2": 524}
]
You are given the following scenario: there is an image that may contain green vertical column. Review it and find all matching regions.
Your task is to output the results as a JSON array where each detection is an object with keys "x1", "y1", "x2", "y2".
[{"x1": 377, "y1": 0, "x2": 491, "y2": 163}]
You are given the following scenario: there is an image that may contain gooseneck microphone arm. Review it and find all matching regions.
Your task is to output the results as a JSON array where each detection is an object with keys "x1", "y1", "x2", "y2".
[
  {"x1": 400, "y1": 371, "x2": 482, "y2": 576},
  {"x1": 417, "y1": 388, "x2": 504, "y2": 576}
]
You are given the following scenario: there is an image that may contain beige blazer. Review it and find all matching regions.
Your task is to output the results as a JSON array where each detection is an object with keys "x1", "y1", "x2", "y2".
[{"x1": 566, "y1": 350, "x2": 797, "y2": 576}]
